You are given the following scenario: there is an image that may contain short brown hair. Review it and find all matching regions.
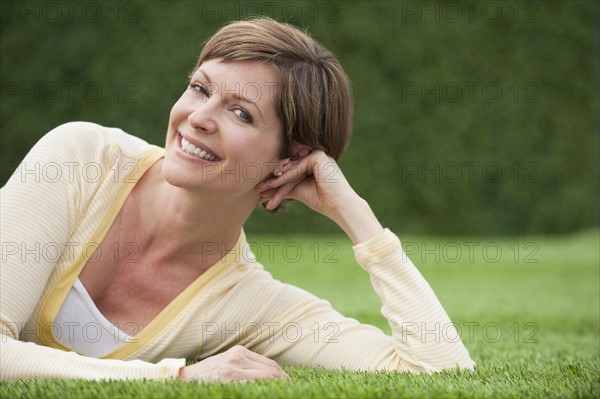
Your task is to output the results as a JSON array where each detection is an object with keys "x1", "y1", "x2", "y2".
[{"x1": 196, "y1": 17, "x2": 353, "y2": 161}]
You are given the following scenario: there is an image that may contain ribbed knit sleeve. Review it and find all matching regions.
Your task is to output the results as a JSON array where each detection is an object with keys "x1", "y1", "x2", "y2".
[
  {"x1": 1, "y1": 122, "x2": 474, "y2": 379},
  {"x1": 352, "y1": 228, "x2": 475, "y2": 371},
  {"x1": 1, "y1": 122, "x2": 184, "y2": 380},
  {"x1": 1, "y1": 337, "x2": 184, "y2": 380},
  {"x1": 199, "y1": 229, "x2": 475, "y2": 372}
]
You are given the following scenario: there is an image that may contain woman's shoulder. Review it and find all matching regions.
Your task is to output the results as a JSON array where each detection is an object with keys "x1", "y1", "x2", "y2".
[
  {"x1": 41, "y1": 121, "x2": 151, "y2": 148},
  {"x1": 41, "y1": 121, "x2": 117, "y2": 141},
  {"x1": 36, "y1": 121, "x2": 161, "y2": 162}
]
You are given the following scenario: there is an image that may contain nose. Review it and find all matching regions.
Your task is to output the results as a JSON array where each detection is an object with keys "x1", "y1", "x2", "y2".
[{"x1": 188, "y1": 100, "x2": 218, "y2": 135}]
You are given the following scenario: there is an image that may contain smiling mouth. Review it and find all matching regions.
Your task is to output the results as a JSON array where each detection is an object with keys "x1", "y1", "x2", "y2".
[{"x1": 179, "y1": 135, "x2": 221, "y2": 162}]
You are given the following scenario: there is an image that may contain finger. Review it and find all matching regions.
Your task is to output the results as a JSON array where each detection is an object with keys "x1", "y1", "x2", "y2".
[
  {"x1": 237, "y1": 359, "x2": 289, "y2": 381},
  {"x1": 233, "y1": 368, "x2": 289, "y2": 381},
  {"x1": 236, "y1": 358, "x2": 287, "y2": 376},
  {"x1": 252, "y1": 368, "x2": 290, "y2": 380},
  {"x1": 278, "y1": 150, "x2": 333, "y2": 185},
  {"x1": 255, "y1": 159, "x2": 308, "y2": 192},
  {"x1": 241, "y1": 360, "x2": 290, "y2": 380},
  {"x1": 227, "y1": 346, "x2": 283, "y2": 371},
  {"x1": 256, "y1": 150, "x2": 328, "y2": 193},
  {"x1": 238, "y1": 350, "x2": 288, "y2": 378},
  {"x1": 184, "y1": 348, "x2": 289, "y2": 382},
  {"x1": 255, "y1": 175, "x2": 278, "y2": 192},
  {"x1": 258, "y1": 187, "x2": 277, "y2": 199},
  {"x1": 266, "y1": 181, "x2": 298, "y2": 210},
  {"x1": 266, "y1": 161, "x2": 310, "y2": 190}
]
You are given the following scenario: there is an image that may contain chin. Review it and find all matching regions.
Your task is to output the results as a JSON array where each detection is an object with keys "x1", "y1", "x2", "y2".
[
  {"x1": 160, "y1": 155, "x2": 225, "y2": 192},
  {"x1": 161, "y1": 155, "x2": 193, "y2": 188}
]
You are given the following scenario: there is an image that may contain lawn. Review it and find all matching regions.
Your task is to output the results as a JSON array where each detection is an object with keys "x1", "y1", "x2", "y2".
[{"x1": 1, "y1": 230, "x2": 598, "y2": 398}]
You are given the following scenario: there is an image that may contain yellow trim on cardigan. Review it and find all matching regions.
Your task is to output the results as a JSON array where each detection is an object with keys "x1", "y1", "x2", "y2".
[
  {"x1": 37, "y1": 147, "x2": 164, "y2": 352},
  {"x1": 36, "y1": 147, "x2": 247, "y2": 359},
  {"x1": 107, "y1": 231, "x2": 245, "y2": 360}
]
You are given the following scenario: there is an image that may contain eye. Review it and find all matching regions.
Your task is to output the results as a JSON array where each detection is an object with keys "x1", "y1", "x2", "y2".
[
  {"x1": 189, "y1": 82, "x2": 209, "y2": 96},
  {"x1": 233, "y1": 107, "x2": 253, "y2": 124}
]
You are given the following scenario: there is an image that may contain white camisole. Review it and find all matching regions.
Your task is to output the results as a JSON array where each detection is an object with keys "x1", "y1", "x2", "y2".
[{"x1": 54, "y1": 278, "x2": 131, "y2": 357}]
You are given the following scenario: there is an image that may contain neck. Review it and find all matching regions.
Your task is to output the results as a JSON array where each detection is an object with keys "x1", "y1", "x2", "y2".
[{"x1": 131, "y1": 160, "x2": 257, "y2": 267}]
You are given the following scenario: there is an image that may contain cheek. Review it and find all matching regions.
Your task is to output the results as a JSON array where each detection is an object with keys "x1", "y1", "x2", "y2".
[
  {"x1": 242, "y1": 133, "x2": 281, "y2": 158},
  {"x1": 228, "y1": 136, "x2": 281, "y2": 176}
]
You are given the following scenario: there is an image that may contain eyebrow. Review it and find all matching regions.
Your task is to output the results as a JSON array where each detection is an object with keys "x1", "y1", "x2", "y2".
[
  {"x1": 198, "y1": 69, "x2": 211, "y2": 83},
  {"x1": 197, "y1": 69, "x2": 264, "y2": 120}
]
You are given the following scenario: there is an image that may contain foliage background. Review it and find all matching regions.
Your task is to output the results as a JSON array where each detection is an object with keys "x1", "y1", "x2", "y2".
[{"x1": 1, "y1": 0, "x2": 598, "y2": 236}]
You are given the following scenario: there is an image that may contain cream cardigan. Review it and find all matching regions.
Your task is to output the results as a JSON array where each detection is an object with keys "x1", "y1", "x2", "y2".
[{"x1": 0, "y1": 122, "x2": 474, "y2": 380}]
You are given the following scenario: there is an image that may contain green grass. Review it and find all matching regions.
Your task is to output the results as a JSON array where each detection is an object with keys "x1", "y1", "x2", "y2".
[{"x1": 1, "y1": 230, "x2": 598, "y2": 398}]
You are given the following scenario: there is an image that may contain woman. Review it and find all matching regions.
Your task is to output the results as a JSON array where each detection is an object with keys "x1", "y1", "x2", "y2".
[{"x1": 0, "y1": 18, "x2": 474, "y2": 381}]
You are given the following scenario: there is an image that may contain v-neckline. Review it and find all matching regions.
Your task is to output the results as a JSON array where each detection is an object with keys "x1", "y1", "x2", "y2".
[{"x1": 36, "y1": 147, "x2": 244, "y2": 359}]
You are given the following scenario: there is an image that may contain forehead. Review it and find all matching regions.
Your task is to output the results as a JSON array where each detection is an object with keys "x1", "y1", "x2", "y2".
[{"x1": 193, "y1": 58, "x2": 279, "y2": 105}]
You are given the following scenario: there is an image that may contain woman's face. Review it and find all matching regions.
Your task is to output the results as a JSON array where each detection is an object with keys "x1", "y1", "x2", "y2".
[{"x1": 163, "y1": 58, "x2": 284, "y2": 198}]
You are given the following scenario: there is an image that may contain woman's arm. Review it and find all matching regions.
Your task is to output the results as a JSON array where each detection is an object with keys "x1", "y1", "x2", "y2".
[
  {"x1": 257, "y1": 150, "x2": 383, "y2": 244},
  {"x1": 0, "y1": 122, "x2": 186, "y2": 380},
  {"x1": 199, "y1": 228, "x2": 474, "y2": 372},
  {"x1": 0, "y1": 337, "x2": 184, "y2": 380},
  {"x1": 253, "y1": 150, "x2": 475, "y2": 371}
]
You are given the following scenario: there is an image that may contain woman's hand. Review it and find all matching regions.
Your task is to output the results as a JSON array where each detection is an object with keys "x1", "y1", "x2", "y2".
[
  {"x1": 179, "y1": 345, "x2": 290, "y2": 382},
  {"x1": 257, "y1": 150, "x2": 352, "y2": 218},
  {"x1": 256, "y1": 150, "x2": 384, "y2": 244}
]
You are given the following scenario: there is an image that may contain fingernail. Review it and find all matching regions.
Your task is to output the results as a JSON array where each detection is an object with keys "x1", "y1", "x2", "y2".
[{"x1": 266, "y1": 199, "x2": 273, "y2": 210}]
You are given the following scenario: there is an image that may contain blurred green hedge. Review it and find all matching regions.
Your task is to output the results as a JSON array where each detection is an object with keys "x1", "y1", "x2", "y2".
[{"x1": 1, "y1": 1, "x2": 598, "y2": 235}]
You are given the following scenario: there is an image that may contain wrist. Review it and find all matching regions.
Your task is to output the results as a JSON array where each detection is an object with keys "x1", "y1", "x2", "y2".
[{"x1": 331, "y1": 196, "x2": 384, "y2": 245}]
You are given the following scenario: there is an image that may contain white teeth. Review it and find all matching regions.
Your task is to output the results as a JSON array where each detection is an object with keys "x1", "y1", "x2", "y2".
[{"x1": 180, "y1": 137, "x2": 217, "y2": 161}]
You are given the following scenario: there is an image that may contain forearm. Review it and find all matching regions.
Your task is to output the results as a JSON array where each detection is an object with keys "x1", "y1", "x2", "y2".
[
  {"x1": 0, "y1": 334, "x2": 184, "y2": 380},
  {"x1": 353, "y1": 230, "x2": 475, "y2": 371},
  {"x1": 329, "y1": 195, "x2": 384, "y2": 245}
]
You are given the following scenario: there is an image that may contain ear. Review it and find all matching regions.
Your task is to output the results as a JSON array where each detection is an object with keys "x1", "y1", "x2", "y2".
[
  {"x1": 273, "y1": 143, "x2": 313, "y2": 176},
  {"x1": 289, "y1": 143, "x2": 313, "y2": 161}
]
